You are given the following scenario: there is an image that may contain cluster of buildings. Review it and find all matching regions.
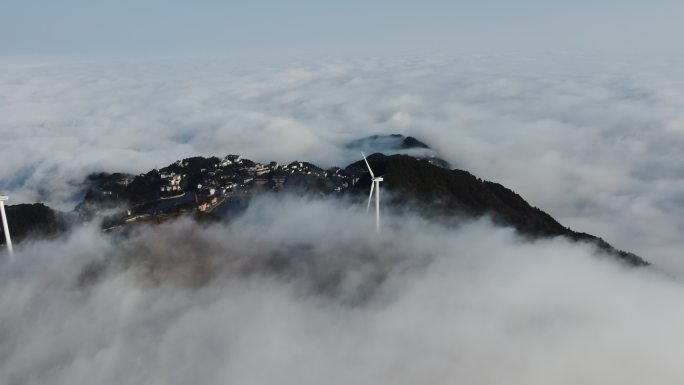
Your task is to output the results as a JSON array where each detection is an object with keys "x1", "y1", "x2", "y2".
[
  {"x1": 157, "y1": 154, "x2": 359, "y2": 200},
  {"x1": 94, "y1": 154, "x2": 364, "y2": 228},
  {"x1": 160, "y1": 172, "x2": 182, "y2": 194}
]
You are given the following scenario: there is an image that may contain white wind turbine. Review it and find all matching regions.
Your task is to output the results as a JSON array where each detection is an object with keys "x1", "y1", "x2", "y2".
[
  {"x1": 362, "y1": 152, "x2": 383, "y2": 233},
  {"x1": 0, "y1": 195, "x2": 13, "y2": 258}
]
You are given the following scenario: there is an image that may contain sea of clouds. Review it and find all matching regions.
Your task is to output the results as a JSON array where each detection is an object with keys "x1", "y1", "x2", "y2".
[
  {"x1": 2, "y1": 53, "x2": 684, "y2": 383},
  {"x1": 2, "y1": 196, "x2": 684, "y2": 384},
  {"x1": 1, "y1": 53, "x2": 684, "y2": 271}
]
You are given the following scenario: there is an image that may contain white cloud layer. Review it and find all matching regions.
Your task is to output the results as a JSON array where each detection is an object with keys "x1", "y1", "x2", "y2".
[
  {"x1": 1, "y1": 53, "x2": 684, "y2": 273},
  {"x1": 2, "y1": 196, "x2": 684, "y2": 384}
]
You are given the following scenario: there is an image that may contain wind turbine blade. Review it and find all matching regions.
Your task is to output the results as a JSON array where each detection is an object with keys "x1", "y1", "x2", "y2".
[
  {"x1": 361, "y1": 152, "x2": 375, "y2": 178},
  {"x1": 0, "y1": 200, "x2": 13, "y2": 258},
  {"x1": 366, "y1": 180, "x2": 375, "y2": 213}
]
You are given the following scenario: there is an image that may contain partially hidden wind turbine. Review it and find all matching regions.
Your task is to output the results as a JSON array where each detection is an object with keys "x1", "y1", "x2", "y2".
[
  {"x1": 0, "y1": 195, "x2": 13, "y2": 258},
  {"x1": 362, "y1": 152, "x2": 383, "y2": 233}
]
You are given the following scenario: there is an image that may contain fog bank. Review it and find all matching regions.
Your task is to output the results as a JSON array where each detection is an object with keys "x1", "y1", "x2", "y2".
[
  {"x1": 1, "y1": 197, "x2": 683, "y2": 384},
  {"x1": 2, "y1": 53, "x2": 684, "y2": 273}
]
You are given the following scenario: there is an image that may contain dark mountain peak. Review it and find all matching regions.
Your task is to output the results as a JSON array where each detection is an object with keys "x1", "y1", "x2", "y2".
[
  {"x1": 346, "y1": 134, "x2": 431, "y2": 151},
  {"x1": 346, "y1": 134, "x2": 450, "y2": 169},
  {"x1": 401, "y1": 136, "x2": 430, "y2": 149}
]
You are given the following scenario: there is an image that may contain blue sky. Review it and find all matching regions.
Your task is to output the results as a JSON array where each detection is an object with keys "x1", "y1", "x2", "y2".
[{"x1": 1, "y1": 0, "x2": 682, "y2": 55}]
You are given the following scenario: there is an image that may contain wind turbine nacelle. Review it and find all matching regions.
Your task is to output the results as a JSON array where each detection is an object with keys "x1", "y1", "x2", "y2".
[
  {"x1": 373, "y1": 177, "x2": 384, "y2": 182},
  {"x1": 0, "y1": 196, "x2": 8, "y2": 201}
]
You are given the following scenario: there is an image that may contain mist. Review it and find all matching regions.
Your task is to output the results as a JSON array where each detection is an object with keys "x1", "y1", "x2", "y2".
[
  {"x1": 1, "y1": 195, "x2": 683, "y2": 384},
  {"x1": 2, "y1": 53, "x2": 684, "y2": 273},
  {"x1": 2, "y1": 0, "x2": 683, "y2": 381}
]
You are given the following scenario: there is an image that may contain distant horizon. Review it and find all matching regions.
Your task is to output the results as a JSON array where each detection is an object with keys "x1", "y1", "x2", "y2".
[{"x1": 3, "y1": 0, "x2": 684, "y2": 56}]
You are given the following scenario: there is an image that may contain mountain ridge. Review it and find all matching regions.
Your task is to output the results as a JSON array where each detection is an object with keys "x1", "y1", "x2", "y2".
[
  {"x1": 347, "y1": 153, "x2": 647, "y2": 266},
  {"x1": 1, "y1": 138, "x2": 648, "y2": 267}
]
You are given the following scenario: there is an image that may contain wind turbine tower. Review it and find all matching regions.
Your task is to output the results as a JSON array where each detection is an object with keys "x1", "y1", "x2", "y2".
[
  {"x1": 362, "y1": 152, "x2": 383, "y2": 233},
  {"x1": 0, "y1": 195, "x2": 13, "y2": 257}
]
